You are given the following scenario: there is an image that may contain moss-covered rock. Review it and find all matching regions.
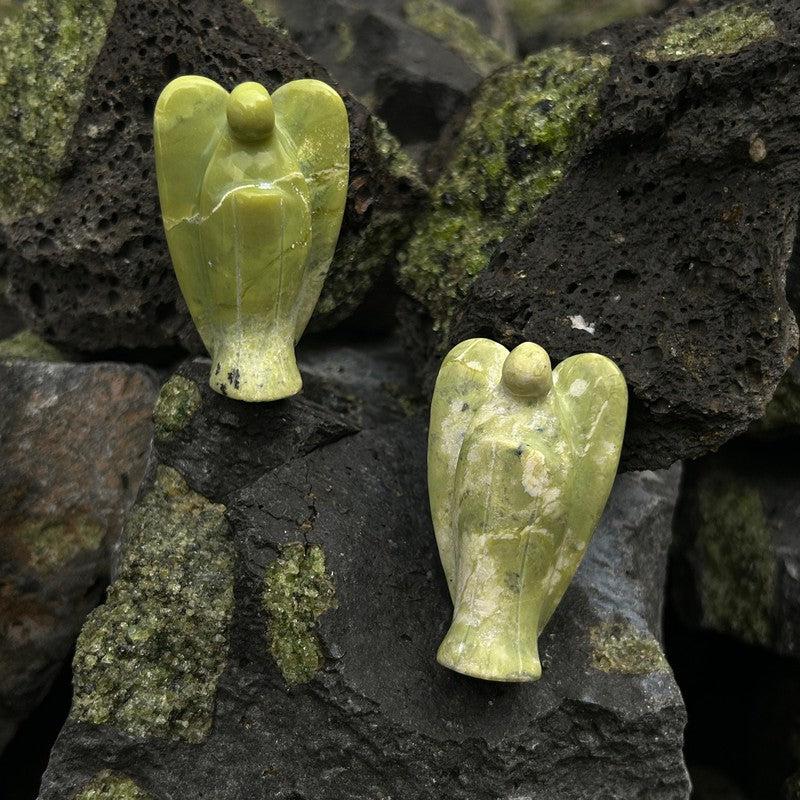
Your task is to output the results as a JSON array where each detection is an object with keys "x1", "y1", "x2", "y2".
[
  {"x1": 0, "y1": 329, "x2": 64, "y2": 361},
  {"x1": 506, "y1": 0, "x2": 663, "y2": 54},
  {"x1": 74, "y1": 771, "x2": 151, "y2": 800},
  {"x1": 0, "y1": 0, "x2": 116, "y2": 222},
  {"x1": 692, "y1": 472, "x2": 776, "y2": 646},
  {"x1": 641, "y1": 3, "x2": 776, "y2": 61},
  {"x1": 403, "y1": 0, "x2": 510, "y2": 76},
  {"x1": 71, "y1": 465, "x2": 234, "y2": 741},
  {"x1": 263, "y1": 542, "x2": 336, "y2": 685},
  {"x1": 12, "y1": 513, "x2": 105, "y2": 574},
  {"x1": 399, "y1": 46, "x2": 610, "y2": 333},
  {"x1": 153, "y1": 375, "x2": 201, "y2": 441},
  {"x1": 590, "y1": 620, "x2": 668, "y2": 675}
]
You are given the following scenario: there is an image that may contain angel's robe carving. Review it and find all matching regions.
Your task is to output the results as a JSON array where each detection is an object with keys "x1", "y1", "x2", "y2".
[
  {"x1": 428, "y1": 339, "x2": 628, "y2": 681},
  {"x1": 154, "y1": 78, "x2": 349, "y2": 401}
]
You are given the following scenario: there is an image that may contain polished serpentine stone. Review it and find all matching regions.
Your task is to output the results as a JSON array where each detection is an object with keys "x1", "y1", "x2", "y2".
[
  {"x1": 154, "y1": 77, "x2": 349, "y2": 401},
  {"x1": 428, "y1": 338, "x2": 627, "y2": 681}
]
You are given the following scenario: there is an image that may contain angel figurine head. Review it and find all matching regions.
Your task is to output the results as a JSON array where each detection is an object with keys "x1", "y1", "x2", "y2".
[
  {"x1": 154, "y1": 77, "x2": 349, "y2": 401},
  {"x1": 428, "y1": 339, "x2": 628, "y2": 681}
]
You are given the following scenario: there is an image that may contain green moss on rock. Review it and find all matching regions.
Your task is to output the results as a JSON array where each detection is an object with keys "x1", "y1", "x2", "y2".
[
  {"x1": 71, "y1": 465, "x2": 234, "y2": 742},
  {"x1": 0, "y1": 329, "x2": 65, "y2": 361},
  {"x1": 14, "y1": 513, "x2": 104, "y2": 574},
  {"x1": 0, "y1": 0, "x2": 117, "y2": 221},
  {"x1": 263, "y1": 542, "x2": 336, "y2": 685},
  {"x1": 694, "y1": 473, "x2": 776, "y2": 646},
  {"x1": 399, "y1": 46, "x2": 610, "y2": 332},
  {"x1": 240, "y1": 0, "x2": 286, "y2": 34},
  {"x1": 404, "y1": 0, "x2": 510, "y2": 76},
  {"x1": 74, "y1": 771, "x2": 151, "y2": 800},
  {"x1": 153, "y1": 375, "x2": 201, "y2": 441},
  {"x1": 590, "y1": 620, "x2": 668, "y2": 675},
  {"x1": 507, "y1": 0, "x2": 660, "y2": 43},
  {"x1": 641, "y1": 3, "x2": 776, "y2": 61}
]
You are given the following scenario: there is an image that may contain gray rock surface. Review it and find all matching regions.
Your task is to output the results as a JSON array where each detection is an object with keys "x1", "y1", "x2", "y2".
[
  {"x1": 672, "y1": 438, "x2": 800, "y2": 659},
  {"x1": 0, "y1": 357, "x2": 156, "y2": 753},
  {"x1": 38, "y1": 338, "x2": 688, "y2": 798}
]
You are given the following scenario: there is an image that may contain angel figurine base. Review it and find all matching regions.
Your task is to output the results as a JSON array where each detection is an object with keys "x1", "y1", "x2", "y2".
[
  {"x1": 428, "y1": 340, "x2": 628, "y2": 682},
  {"x1": 154, "y1": 78, "x2": 349, "y2": 402}
]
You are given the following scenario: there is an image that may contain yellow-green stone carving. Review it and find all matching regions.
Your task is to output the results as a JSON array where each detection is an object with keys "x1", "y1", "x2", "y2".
[
  {"x1": 428, "y1": 339, "x2": 628, "y2": 682},
  {"x1": 154, "y1": 77, "x2": 349, "y2": 401}
]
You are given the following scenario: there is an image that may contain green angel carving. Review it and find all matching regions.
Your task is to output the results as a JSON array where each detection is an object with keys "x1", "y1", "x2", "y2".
[
  {"x1": 154, "y1": 77, "x2": 349, "y2": 401},
  {"x1": 428, "y1": 339, "x2": 628, "y2": 682}
]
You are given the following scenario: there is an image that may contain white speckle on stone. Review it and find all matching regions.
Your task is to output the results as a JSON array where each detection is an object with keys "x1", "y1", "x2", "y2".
[
  {"x1": 521, "y1": 450, "x2": 548, "y2": 498},
  {"x1": 568, "y1": 378, "x2": 588, "y2": 397},
  {"x1": 568, "y1": 315, "x2": 595, "y2": 334}
]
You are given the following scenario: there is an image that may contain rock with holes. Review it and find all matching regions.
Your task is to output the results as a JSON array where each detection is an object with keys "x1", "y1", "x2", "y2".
[
  {"x1": 0, "y1": 352, "x2": 156, "y2": 754},
  {"x1": 2, "y1": 0, "x2": 424, "y2": 354},
  {"x1": 38, "y1": 371, "x2": 689, "y2": 799},
  {"x1": 671, "y1": 437, "x2": 800, "y2": 659},
  {"x1": 399, "y1": 0, "x2": 800, "y2": 470},
  {"x1": 265, "y1": 0, "x2": 514, "y2": 163}
]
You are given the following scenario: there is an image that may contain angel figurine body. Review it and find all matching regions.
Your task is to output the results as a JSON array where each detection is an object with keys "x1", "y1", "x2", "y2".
[
  {"x1": 154, "y1": 77, "x2": 349, "y2": 401},
  {"x1": 428, "y1": 340, "x2": 628, "y2": 682}
]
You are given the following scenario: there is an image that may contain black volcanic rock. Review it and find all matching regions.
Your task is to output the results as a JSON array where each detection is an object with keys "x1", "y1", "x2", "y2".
[
  {"x1": 400, "y1": 0, "x2": 800, "y2": 470},
  {"x1": 37, "y1": 341, "x2": 689, "y2": 799},
  {"x1": 5, "y1": 0, "x2": 424, "y2": 354}
]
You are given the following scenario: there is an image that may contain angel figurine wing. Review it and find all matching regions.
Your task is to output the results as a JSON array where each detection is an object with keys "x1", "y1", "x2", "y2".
[
  {"x1": 271, "y1": 79, "x2": 349, "y2": 336},
  {"x1": 537, "y1": 353, "x2": 628, "y2": 628},
  {"x1": 428, "y1": 338, "x2": 508, "y2": 600},
  {"x1": 154, "y1": 76, "x2": 229, "y2": 351}
]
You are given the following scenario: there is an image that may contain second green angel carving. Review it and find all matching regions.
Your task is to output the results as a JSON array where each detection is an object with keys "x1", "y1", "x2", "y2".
[
  {"x1": 428, "y1": 339, "x2": 628, "y2": 682},
  {"x1": 154, "y1": 77, "x2": 349, "y2": 401}
]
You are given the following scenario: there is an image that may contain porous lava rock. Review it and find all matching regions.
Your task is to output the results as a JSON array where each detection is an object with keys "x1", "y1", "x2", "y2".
[
  {"x1": 38, "y1": 334, "x2": 689, "y2": 798},
  {"x1": 672, "y1": 436, "x2": 800, "y2": 659},
  {"x1": 265, "y1": 0, "x2": 513, "y2": 158},
  {"x1": 0, "y1": 356, "x2": 156, "y2": 753},
  {"x1": 400, "y1": 0, "x2": 800, "y2": 470},
  {"x1": 4, "y1": 0, "x2": 424, "y2": 354}
]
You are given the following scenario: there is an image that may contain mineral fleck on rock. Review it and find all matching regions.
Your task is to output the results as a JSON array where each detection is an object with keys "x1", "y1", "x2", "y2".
[
  {"x1": 71, "y1": 465, "x2": 233, "y2": 742},
  {"x1": 640, "y1": 2, "x2": 777, "y2": 61},
  {"x1": 152, "y1": 375, "x2": 201, "y2": 441},
  {"x1": 263, "y1": 542, "x2": 337, "y2": 685},
  {"x1": 73, "y1": 771, "x2": 151, "y2": 800},
  {"x1": 0, "y1": 329, "x2": 65, "y2": 361}
]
